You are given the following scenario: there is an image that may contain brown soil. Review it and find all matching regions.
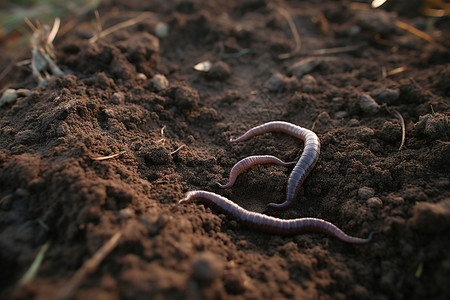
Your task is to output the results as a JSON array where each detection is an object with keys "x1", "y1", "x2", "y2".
[{"x1": 1, "y1": 1, "x2": 450, "y2": 299}]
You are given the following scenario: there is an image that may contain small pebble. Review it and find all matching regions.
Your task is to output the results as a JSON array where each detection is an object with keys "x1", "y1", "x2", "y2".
[
  {"x1": 386, "y1": 194, "x2": 405, "y2": 204},
  {"x1": 265, "y1": 72, "x2": 285, "y2": 92},
  {"x1": 265, "y1": 72, "x2": 298, "y2": 92},
  {"x1": 416, "y1": 113, "x2": 450, "y2": 140},
  {"x1": 15, "y1": 188, "x2": 30, "y2": 197},
  {"x1": 358, "y1": 186, "x2": 375, "y2": 199},
  {"x1": 334, "y1": 111, "x2": 349, "y2": 119},
  {"x1": 348, "y1": 119, "x2": 360, "y2": 126},
  {"x1": 349, "y1": 25, "x2": 361, "y2": 36},
  {"x1": 111, "y1": 92, "x2": 125, "y2": 105},
  {"x1": 155, "y1": 22, "x2": 169, "y2": 38},
  {"x1": 136, "y1": 73, "x2": 147, "y2": 81},
  {"x1": 204, "y1": 61, "x2": 231, "y2": 81},
  {"x1": 371, "y1": 88, "x2": 400, "y2": 104},
  {"x1": 193, "y1": 61, "x2": 212, "y2": 72},
  {"x1": 192, "y1": 252, "x2": 223, "y2": 285},
  {"x1": 16, "y1": 89, "x2": 31, "y2": 96},
  {"x1": 289, "y1": 57, "x2": 321, "y2": 78},
  {"x1": 300, "y1": 74, "x2": 317, "y2": 93},
  {"x1": 359, "y1": 93, "x2": 380, "y2": 114},
  {"x1": 316, "y1": 111, "x2": 331, "y2": 124},
  {"x1": 359, "y1": 127, "x2": 375, "y2": 140},
  {"x1": 332, "y1": 97, "x2": 344, "y2": 106},
  {"x1": 0, "y1": 89, "x2": 18, "y2": 107},
  {"x1": 367, "y1": 197, "x2": 383, "y2": 209},
  {"x1": 119, "y1": 208, "x2": 135, "y2": 219},
  {"x1": 152, "y1": 74, "x2": 169, "y2": 91}
]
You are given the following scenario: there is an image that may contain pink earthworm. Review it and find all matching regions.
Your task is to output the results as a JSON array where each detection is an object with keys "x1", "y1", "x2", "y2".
[
  {"x1": 179, "y1": 190, "x2": 375, "y2": 244},
  {"x1": 216, "y1": 155, "x2": 297, "y2": 189},
  {"x1": 230, "y1": 121, "x2": 320, "y2": 210}
]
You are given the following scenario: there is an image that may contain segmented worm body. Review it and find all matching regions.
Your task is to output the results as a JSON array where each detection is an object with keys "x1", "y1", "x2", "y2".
[
  {"x1": 180, "y1": 191, "x2": 375, "y2": 244},
  {"x1": 230, "y1": 121, "x2": 320, "y2": 210},
  {"x1": 217, "y1": 155, "x2": 296, "y2": 189}
]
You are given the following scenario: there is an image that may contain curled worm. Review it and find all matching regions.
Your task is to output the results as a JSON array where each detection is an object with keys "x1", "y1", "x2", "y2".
[
  {"x1": 179, "y1": 190, "x2": 375, "y2": 244},
  {"x1": 230, "y1": 121, "x2": 320, "y2": 210},
  {"x1": 216, "y1": 155, "x2": 296, "y2": 189}
]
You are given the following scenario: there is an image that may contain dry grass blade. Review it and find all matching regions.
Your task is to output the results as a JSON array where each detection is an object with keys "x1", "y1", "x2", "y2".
[
  {"x1": 54, "y1": 231, "x2": 122, "y2": 300},
  {"x1": 380, "y1": 65, "x2": 406, "y2": 78},
  {"x1": 305, "y1": 44, "x2": 362, "y2": 56},
  {"x1": 24, "y1": 17, "x2": 38, "y2": 32},
  {"x1": 395, "y1": 20, "x2": 435, "y2": 44},
  {"x1": 47, "y1": 18, "x2": 60, "y2": 43},
  {"x1": 91, "y1": 150, "x2": 126, "y2": 161},
  {"x1": 94, "y1": 10, "x2": 102, "y2": 37},
  {"x1": 17, "y1": 239, "x2": 51, "y2": 287},
  {"x1": 277, "y1": 7, "x2": 302, "y2": 60},
  {"x1": 415, "y1": 261, "x2": 424, "y2": 278},
  {"x1": 421, "y1": 0, "x2": 450, "y2": 16},
  {"x1": 89, "y1": 13, "x2": 151, "y2": 43},
  {"x1": 0, "y1": 194, "x2": 12, "y2": 204}
]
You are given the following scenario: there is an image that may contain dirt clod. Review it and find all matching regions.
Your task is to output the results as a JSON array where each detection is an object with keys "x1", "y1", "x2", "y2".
[
  {"x1": 192, "y1": 252, "x2": 223, "y2": 285},
  {"x1": 410, "y1": 199, "x2": 450, "y2": 234}
]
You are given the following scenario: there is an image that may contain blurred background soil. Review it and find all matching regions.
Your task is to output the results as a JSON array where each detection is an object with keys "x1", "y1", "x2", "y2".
[{"x1": 0, "y1": 0, "x2": 449, "y2": 299}]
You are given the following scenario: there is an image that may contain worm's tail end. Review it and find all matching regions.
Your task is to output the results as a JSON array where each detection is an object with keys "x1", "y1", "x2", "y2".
[
  {"x1": 216, "y1": 182, "x2": 231, "y2": 189},
  {"x1": 266, "y1": 200, "x2": 293, "y2": 211},
  {"x1": 366, "y1": 230, "x2": 378, "y2": 242}
]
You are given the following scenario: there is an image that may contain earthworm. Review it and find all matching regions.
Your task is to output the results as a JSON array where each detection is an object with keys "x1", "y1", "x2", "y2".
[
  {"x1": 179, "y1": 190, "x2": 375, "y2": 244},
  {"x1": 230, "y1": 121, "x2": 320, "y2": 210},
  {"x1": 216, "y1": 155, "x2": 296, "y2": 189}
]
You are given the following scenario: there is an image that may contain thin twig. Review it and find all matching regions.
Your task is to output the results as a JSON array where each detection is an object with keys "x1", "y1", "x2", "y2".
[
  {"x1": 91, "y1": 150, "x2": 126, "y2": 161},
  {"x1": 277, "y1": 7, "x2": 302, "y2": 60},
  {"x1": 17, "y1": 239, "x2": 51, "y2": 287},
  {"x1": 55, "y1": 231, "x2": 122, "y2": 300}
]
